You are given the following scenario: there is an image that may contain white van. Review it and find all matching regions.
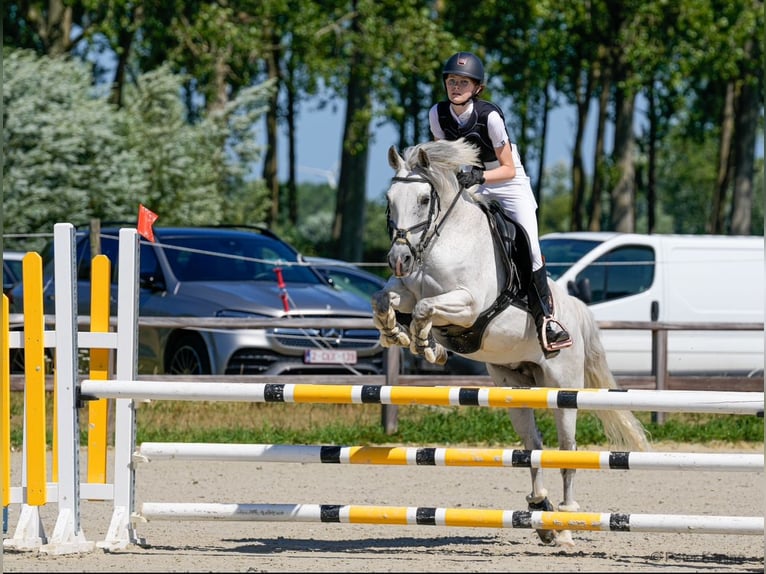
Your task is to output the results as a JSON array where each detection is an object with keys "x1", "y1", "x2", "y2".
[{"x1": 539, "y1": 232, "x2": 764, "y2": 376}]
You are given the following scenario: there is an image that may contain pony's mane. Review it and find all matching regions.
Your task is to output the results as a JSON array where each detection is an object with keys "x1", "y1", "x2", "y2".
[
  {"x1": 401, "y1": 138, "x2": 481, "y2": 174},
  {"x1": 397, "y1": 139, "x2": 482, "y2": 198}
]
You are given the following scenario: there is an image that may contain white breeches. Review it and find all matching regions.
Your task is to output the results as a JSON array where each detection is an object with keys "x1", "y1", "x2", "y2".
[{"x1": 476, "y1": 176, "x2": 543, "y2": 271}]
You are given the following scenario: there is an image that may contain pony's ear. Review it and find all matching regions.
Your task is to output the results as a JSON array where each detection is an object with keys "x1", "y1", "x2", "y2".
[
  {"x1": 388, "y1": 145, "x2": 404, "y2": 170},
  {"x1": 417, "y1": 148, "x2": 431, "y2": 169}
]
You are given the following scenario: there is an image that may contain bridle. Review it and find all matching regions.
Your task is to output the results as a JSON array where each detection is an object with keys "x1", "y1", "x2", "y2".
[{"x1": 386, "y1": 173, "x2": 464, "y2": 266}]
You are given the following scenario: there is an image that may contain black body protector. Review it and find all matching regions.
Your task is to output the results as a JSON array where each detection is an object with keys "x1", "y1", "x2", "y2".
[{"x1": 435, "y1": 99, "x2": 504, "y2": 168}]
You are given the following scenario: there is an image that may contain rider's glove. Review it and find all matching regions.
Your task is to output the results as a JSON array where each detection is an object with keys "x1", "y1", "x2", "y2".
[{"x1": 457, "y1": 166, "x2": 485, "y2": 188}]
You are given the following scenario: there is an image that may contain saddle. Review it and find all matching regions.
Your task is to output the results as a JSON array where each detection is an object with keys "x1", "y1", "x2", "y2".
[{"x1": 432, "y1": 199, "x2": 534, "y2": 354}]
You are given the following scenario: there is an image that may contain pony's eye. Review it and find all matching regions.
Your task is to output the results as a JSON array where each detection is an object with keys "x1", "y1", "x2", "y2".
[{"x1": 419, "y1": 194, "x2": 430, "y2": 207}]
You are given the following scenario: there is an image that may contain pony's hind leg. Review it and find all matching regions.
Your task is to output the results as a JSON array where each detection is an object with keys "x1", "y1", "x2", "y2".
[
  {"x1": 551, "y1": 409, "x2": 579, "y2": 548},
  {"x1": 507, "y1": 408, "x2": 557, "y2": 545}
]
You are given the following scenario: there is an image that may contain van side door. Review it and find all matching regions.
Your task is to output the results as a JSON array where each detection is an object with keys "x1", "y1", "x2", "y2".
[{"x1": 572, "y1": 244, "x2": 660, "y2": 374}]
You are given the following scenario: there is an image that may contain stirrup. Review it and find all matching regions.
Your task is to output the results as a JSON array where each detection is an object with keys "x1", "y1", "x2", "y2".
[{"x1": 541, "y1": 316, "x2": 573, "y2": 353}]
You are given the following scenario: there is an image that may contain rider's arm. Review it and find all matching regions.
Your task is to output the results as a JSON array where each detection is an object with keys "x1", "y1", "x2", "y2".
[{"x1": 481, "y1": 111, "x2": 516, "y2": 184}]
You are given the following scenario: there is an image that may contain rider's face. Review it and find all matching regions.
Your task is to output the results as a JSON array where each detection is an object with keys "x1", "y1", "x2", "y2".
[{"x1": 445, "y1": 75, "x2": 477, "y2": 105}]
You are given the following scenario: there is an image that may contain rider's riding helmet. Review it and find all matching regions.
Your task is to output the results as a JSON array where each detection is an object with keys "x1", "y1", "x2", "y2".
[{"x1": 442, "y1": 52, "x2": 485, "y2": 97}]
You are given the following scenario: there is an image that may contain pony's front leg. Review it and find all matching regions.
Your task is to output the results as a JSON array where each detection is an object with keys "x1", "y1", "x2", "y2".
[
  {"x1": 371, "y1": 287, "x2": 413, "y2": 348},
  {"x1": 410, "y1": 289, "x2": 478, "y2": 365},
  {"x1": 408, "y1": 314, "x2": 448, "y2": 365}
]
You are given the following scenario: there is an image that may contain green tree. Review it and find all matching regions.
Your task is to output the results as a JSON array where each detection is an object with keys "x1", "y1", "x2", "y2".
[
  {"x1": 3, "y1": 49, "x2": 144, "y2": 250},
  {"x1": 2, "y1": 49, "x2": 272, "y2": 248}
]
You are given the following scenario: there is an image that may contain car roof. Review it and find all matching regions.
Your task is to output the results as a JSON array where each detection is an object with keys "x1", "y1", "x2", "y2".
[
  {"x1": 94, "y1": 224, "x2": 283, "y2": 239},
  {"x1": 86, "y1": 225, "x2": 297, "y2": 252},
  {"x1": 3, "y1": 251, "x2": 26, "y2": 261}
]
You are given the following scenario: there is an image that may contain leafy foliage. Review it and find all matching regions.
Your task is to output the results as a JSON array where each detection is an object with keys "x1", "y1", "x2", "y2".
[
  {"x1": 3, "y1": 49, "x2": 144, "y2": 249},
  {"x1": 3, "y1": 48, "x2": 273, "y2": 250}
]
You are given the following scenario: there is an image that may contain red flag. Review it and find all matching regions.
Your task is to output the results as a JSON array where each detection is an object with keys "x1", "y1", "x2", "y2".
[{"x1": 137, "y1": 204, "x2": 159, "y2": 242}]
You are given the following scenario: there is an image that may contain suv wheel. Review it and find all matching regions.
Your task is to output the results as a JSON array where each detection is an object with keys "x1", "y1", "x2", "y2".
[{"x1": 165, "y1": 333, "x2": 211, "y2": 375}]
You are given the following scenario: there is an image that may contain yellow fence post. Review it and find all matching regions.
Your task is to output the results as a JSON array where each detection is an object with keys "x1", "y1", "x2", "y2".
[
  {"x1": 2, "y1": 294, "x2": 11, "y2": 529},
  {"x1": 22, "y1": 253, "x2": 46, "y2": 507},
  {"x1": 88, "y1": 255, "x2": 111, "y2": 484}
]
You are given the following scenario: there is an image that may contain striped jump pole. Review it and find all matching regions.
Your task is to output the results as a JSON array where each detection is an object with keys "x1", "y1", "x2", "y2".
[
  {"x1": 80, "y1": 380, "x2": 765, "y2": 416},
  {"x1": 135, "y1": 502, "x2": 765, "y2": 536},
  {"x1": 135, "y1": 442, "x2": 764, "y2": 473}
]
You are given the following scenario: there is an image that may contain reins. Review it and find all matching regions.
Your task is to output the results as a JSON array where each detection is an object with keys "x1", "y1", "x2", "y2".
[{"x1": 387, "y1": 173, "x2": 464, "y2": 265}]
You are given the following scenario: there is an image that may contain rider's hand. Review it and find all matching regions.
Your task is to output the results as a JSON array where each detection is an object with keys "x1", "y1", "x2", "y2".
[{"x1": 457, "y1": 166, "x2": 485, "y2": 188}]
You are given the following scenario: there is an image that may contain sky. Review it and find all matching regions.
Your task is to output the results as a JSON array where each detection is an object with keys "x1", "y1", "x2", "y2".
[{"x1": 263, "y1": 100, "x2": 588, "y2": 201}]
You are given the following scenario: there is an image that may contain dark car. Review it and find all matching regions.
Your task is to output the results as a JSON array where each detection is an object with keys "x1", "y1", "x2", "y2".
[
  {"x1": 9, "y1": 226, "x2": 384, "y2": 376},
  {"x1": 304, "y1": 256, "x2": 389, "y2": 302},
  {"x1": 3, "y1": 251, "x2": 24, "y2": 297}
]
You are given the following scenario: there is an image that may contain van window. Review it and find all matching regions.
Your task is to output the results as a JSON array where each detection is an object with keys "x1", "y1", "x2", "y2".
[
  {"x1": 576, "y1": 245, "x2": 655, "y2": 303},
  {"x1": 540, "y1": 238, "x2": 602, "y2": 280}
]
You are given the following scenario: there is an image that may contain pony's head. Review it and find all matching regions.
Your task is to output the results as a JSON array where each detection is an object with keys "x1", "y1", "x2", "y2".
[{"x1": 384, "y1": 139, "x2": 482, "y2": 277}]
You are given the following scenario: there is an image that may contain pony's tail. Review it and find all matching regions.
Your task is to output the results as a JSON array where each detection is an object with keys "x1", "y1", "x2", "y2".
[{"x1": 579, "y1": 305, "x2": 652, "y2": 452}]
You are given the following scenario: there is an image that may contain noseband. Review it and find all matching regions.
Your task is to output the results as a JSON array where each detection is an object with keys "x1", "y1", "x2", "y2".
[{"x1": 386, "y1": 173, "x2": 463, "y2": 265}]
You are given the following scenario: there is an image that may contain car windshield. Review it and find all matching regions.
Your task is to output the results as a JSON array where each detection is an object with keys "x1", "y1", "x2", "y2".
[
  {"x1": 539, "y1": 238, "x2": 602, "y2": 280},
  {"x1": 4, "y1": 257, "x2": 23, "y2": 283},
  {"x1": 158, "y1": 235, "x2": 321, "y2": 284}
]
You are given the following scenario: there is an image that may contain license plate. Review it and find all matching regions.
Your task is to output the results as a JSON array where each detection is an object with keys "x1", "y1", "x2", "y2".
[{"x1": 304, "y1": 349, "x2": 357, "y2": 365}]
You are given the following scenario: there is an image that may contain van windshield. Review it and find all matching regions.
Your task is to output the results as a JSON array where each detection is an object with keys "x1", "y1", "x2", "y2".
[{"x1": 539, "y1": 238, "x2": 602, "y2": 280}]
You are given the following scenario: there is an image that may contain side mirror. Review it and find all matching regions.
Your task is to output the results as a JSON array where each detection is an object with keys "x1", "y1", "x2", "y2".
[{"x1": 139, "y1": 271, "x2": 165, "y2": 292}]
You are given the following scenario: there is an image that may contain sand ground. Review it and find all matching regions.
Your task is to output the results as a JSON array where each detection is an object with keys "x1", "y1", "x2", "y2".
[{"x1": 2, "y1": 443, "x2": 764, "y2": 573}]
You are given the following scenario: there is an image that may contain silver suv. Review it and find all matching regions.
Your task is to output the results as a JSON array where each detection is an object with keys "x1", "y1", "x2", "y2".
[{"x1": 10, "y1": 226, "x2": 384, "y2": 376}]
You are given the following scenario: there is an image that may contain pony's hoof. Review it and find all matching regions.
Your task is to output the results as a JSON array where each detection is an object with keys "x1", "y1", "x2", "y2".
[
  {"x1": 554, "y1": 530, "x2": 576, "y2": 548},
  {"x1": 536, "y1": 528, "x2": 557, "y2": 545},
  {"x1": 528, "y1": 497, "x2": 556, "y2": 545}
]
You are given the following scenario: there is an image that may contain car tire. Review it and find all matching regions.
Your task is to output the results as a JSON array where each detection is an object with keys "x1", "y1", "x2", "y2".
[{"x1": 165, "y1": 332, "x2": 211, "y2": 375}]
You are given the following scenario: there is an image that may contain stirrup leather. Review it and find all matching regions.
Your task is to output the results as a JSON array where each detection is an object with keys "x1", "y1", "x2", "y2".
[{"x1": 541, "y1": 316, "x2": 573, "y2": 352}]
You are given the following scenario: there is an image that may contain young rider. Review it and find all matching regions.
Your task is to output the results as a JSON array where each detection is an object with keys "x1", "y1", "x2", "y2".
[{"x1": 428, "y1": 51, "x2": 572, "y2": 357}]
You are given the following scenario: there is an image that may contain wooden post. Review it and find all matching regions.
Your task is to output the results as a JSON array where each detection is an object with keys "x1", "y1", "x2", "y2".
[
  {"x1": 651, "y1": 326, "x2": 668, "y2": 424},
  {"x1": 381, "y1": 348, "x2": 400, "y2": 435}
]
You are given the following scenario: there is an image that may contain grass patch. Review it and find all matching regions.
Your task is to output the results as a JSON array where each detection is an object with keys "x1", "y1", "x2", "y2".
[{"x1": 9, "y1": 392, "x2": 764, "y2": 449}]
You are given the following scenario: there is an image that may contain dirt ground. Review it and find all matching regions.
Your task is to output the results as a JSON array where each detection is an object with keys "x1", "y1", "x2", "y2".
[{"x1": 3, "y1": 443, "x2": 764, "y2": 573}]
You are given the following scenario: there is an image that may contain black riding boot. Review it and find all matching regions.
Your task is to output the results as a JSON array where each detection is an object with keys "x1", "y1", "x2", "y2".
[{"x1": 530, "y1": 266, "x2": 572, "y2": 358}]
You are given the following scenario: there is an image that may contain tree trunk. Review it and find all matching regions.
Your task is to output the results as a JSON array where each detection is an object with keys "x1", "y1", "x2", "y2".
[
  {"x1": 285, "y1": 57, "x2": 298, "y2": 225},
  {"x1": 609, "y1": 85, "x2": 636, "y2": 232},
  {"x1": 109, "y1": 27, "x2": 135, "y2": 108},
  {"x1": 534, "y1": 85, "x2": 551, "y2": 211},
  {"x1": 646, "y1": 83, "x2": 657, "y2": 234},
  {"x1": 588, "y1": 61, "x2": 610, "y2": 231},
  {"x1": 332, "y1": 21, "x2": 371, "y2": 262},
  {"x1": 730, "y1": 70, "x2": 758, "y2": 234},
  {"x1": 263, "y1": 33, "x2": 281, "y2": 225},
  {"x1": 709, "y1": 82, "x2": 735, "y2": 234},
  {"x1": 43, "y1": 0, "x2": 73, "y2": 55},
  {"x1": 570, "y1": 67, "x2": 589, "y2": 231}
]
